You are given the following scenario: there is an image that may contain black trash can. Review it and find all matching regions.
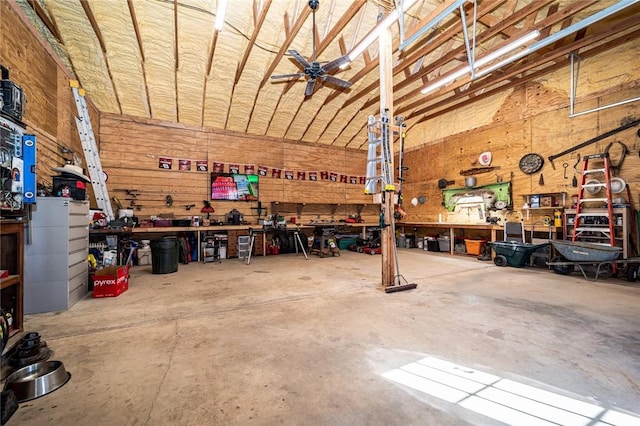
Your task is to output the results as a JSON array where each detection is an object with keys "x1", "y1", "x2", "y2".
[{"x1": 150, "y1": 237, "x2": 179, "y2": 274}]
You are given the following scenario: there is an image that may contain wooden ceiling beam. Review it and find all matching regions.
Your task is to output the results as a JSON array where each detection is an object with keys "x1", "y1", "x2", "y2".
[
  {"x1": 79, "y1": 0, "x2": 121, "y2": 114},
  {"x1": 280, "y1": 1, "x2": 367, "y2": 139},
  {"x1": 341, "y1": 0, "x2": 507, "y2": 109},
  {"x1": 27, "y1": 0, "x2": 62, "y2": 42},
  {"x1": 173, "y1": 0, "x2": 179, "y2": 121},
  {"x1": 406, "y1": 17, "x2": 640, "y2": 124},
  {"x1": 234, "y1": 0, "x2": 272, "y2": 84},
  {"x1": 259, "y1": 7, "x2": 312, "y2": 88},
  {"x1": 539, "y1": 3, "x2": 559, "y2": 39},
  {"x1": 127, "y1": 0, "x2": 151, "y2": 119},
  {"x1": 394, "y1": 0, "x2": 599, "y2": 115},
  {"x1": 323, "y1": 0, "x2": 484, "y2": 107},
  {"x1": 409, "y1": 27, "x2": 640, "y2": 127}
]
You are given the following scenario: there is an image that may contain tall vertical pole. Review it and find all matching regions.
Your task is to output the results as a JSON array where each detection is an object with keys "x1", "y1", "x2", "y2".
[{"x1": 379, "y1": 25, "x2": 396, "y2": 288}]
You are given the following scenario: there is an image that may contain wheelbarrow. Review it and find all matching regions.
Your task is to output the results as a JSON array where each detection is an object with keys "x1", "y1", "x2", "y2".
[
  {"x1": 546, "y1": 240, "x2": 640, "y2": 281},
  {"x1": 488, "y1": 241, "x2": 550, "y2": 268}
]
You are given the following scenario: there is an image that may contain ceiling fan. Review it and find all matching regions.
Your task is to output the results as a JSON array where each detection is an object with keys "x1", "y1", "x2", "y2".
[{"x1": 270, "y1": 0, "x2": 352, "y2": 97}]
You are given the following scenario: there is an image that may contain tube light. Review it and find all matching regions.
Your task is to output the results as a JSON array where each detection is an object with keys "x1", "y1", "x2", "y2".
[
  {"x1": 474, "y1": 30, "x2": 539, "y2": 68},
  {"x1": 475, "y1": 0, "x2": 640, "y2": 79},
  {"x1": 420, "y1": 30, "x2": 540, "y2": 95},
  {"x1": 420, "y1": 66, "x2": 470, "y2": 94},
  {"x1": 215, "y1": 0, "x2": 228, "y2": 31},
  {"x1": 345, "y1": 0, "x2": 419, "y2": 64}
]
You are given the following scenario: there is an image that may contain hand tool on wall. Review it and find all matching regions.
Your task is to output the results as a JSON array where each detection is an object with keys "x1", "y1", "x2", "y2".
[
  {"x1": 604, "y1": 140, "x2": 628, "y2": 176},
  {"x1": 459, "y1": 166, "x2": 500, "y2": 176},
  {"x1": 112, "y1": 195, "x2": 123, "y2": 210},
  {"x1": 571, "y1": 153, "x2": 580, "y2": 187},
  {"x1": 562, "y1": 162, "x2": 568, "y2": 179},
  {"x1": 547, "y1": 117, "x2": 640, "y2": 169}
]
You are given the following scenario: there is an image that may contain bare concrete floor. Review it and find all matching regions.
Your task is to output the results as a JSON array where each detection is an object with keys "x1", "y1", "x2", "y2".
[{"x1": 6, "y1": 249, "x2": 640, "y2": 425}]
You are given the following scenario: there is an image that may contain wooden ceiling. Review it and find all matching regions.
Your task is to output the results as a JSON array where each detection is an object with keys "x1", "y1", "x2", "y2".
[{"x1": 25, "y1": 0, "x2": 640, "y2": 150}]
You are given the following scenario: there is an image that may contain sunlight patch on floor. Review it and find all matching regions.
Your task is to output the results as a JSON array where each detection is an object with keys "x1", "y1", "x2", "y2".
[{"x1": 382, "y1": 357, "x2": 640, "y2": 426}]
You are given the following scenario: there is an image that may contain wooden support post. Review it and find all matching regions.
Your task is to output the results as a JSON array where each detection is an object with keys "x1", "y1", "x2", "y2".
[{"x1": 379, "y1": 26, "x2": 396, "y2": 289}]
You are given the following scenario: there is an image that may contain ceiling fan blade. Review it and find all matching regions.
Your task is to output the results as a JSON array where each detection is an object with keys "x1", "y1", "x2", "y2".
[
  {"x1": 305, "y1": 79, "x2": 316, "y2": 97},
  {"x1": 271, "y1": 73, "x2": 305, "y2": 80},
  {"x1": 321, "y1": 55, "x2": 350, "y2": 73},
  {"x1": 288, "y1": 50, "x2": 311, "y2": 69},
  {"x1": 321, "y1": 75, "x2": 352, "y2": 89}
]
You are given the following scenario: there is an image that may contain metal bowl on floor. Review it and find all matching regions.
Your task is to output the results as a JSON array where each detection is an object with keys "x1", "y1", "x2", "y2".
[{"x1": 3, "y1": 360, "x2": 71, "y2": 402}]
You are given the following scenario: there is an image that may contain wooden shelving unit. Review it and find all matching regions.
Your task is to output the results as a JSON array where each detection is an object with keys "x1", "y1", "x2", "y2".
[
  {"x1": 0, "y1": 220, "x2": 24, "y2": 338},
  {"x1": 564, "y1": 207, "x2": 630, "y2": 259}
]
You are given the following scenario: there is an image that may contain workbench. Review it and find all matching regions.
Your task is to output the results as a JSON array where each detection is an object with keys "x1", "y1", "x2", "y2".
[
  {"x1": 397, "y1": 222, "x2": 561, "y2": 255},
  {"x1": 91, "y1": 222, "x2": 380, "y2": 262}
]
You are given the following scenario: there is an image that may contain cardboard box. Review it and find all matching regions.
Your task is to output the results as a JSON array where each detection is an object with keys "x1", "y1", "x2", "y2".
[
  {"x1": 540, "y1": 196, "x2": 555, "y2": 207},
  {"x1": 530, "y1": 195, "x2": 540, "y2": 208},
  {"x1": 93, "y1": 265, "x2": 129, "y2": 298}
]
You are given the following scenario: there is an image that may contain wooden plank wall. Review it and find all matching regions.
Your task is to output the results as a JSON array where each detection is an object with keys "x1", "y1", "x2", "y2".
[
  {"x1": 401, "y1": 82, "x2": 640, "y2": 225},
  {"x1": 99, "y1": 114, "x2": 375, "y2": 224},
  {"x1": 1, "y1": 1, "x2": 95, "y2": 196}
]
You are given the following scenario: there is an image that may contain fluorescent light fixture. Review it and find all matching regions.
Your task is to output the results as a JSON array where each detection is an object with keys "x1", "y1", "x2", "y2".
[
  {"x1": 474, "y1": 30, "x2": 539, "y2": 68},
  {"x1": 420, "y1": 30, "x2": 540, "y2": 95},
  {"x1": 420, "y1": 66, "x2": 470, "y2": 94},
  {"x1": 399, "y1": 0, "x2": 466, "y2": 51},
  {"x1": 475, "y1": 0, "x2": 640, "y2": 79},
  {"x1": 346, "y1": 0, "x2": 419, "y2": 63},
  {"x1": 215, "y1": 0, "x2": 228, "y2": 31}
]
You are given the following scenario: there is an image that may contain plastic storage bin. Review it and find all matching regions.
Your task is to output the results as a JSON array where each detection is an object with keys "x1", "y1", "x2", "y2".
[
  {"x1": 464, "y1": 239, "x2": 488, "y2": 256},
  {"x1": 437, "y1": 237, "x2": 450, "y2": 252},
  {"x1": 150, "y1": 237, "x2": 179, "y2": 274},
  {"x1": 137, "y1": 247, "x2": 151, "y2": 266},
  {"x1": 425, "y1": 236, "x2": 440, "y2": 252}
]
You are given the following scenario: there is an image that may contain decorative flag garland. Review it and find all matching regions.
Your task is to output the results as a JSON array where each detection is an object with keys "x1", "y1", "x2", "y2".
[{"x1": 159, "y1": 158, "x2": 367, "y2": 184}]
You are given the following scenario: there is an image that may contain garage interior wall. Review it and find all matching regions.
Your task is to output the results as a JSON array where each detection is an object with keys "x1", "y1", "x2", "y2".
[
  {"x1": 2, "y1": 0, "x2": 639, "y2": 225},
  {"x1": 402, "y1": 46, "x2": 640, "y2": 223},
  {"x1": 1, "y1": 0, "x2": 100, "y2": 204},
  {"x1": 98, "y1": 113, "x2": 379, "y2": 223}
]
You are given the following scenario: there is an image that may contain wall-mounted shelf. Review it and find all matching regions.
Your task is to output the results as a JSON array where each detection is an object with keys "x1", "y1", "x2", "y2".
[
  {"x1": 522, "y1": 192, "x2": 567, "y2": 208},
  {"x1": 271, "y1": 202, "x2": 374, "y2": 219}
]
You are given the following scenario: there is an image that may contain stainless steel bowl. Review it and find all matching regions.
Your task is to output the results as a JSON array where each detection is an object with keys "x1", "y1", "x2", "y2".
[{"x1": 3, "y1": 360, "x2": 71, "y2": 402}]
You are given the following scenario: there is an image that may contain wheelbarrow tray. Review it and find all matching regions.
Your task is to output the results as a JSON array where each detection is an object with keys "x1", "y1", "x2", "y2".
[
  {"x1": 550, "y1": 240, "x2": 622, "y2": 262},
  {"x1": 488, "y1": 241, "x2": 549, "y2": 267}
]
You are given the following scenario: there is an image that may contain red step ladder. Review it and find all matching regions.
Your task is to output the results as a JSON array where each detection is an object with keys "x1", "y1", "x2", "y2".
[{"x1": 572, "y1": 153, "x2": 618, "y2": 271}]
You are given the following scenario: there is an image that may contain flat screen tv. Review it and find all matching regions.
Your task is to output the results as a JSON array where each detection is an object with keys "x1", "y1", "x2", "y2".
[{"x1": 211, "y1": 173, "x2": 259, "y2": 201}]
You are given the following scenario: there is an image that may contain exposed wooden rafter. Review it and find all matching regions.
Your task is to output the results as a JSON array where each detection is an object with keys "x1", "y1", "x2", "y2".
[
  {"x1": 259, "y1": 7, "x2": 312, "y2": 89},
  {"x1": 127, "y1": 0, "x2": 152, "y2": 119},
  {"x1": 27, "y1": 0, "x2": 62, "y2": 42},
  {"x1": 405, "y1": 14, "x2": 640, "y2": 124},
  {"x1": 79, "y1": 0, "x2": 122, "y2": 114},
  {"x1": 389, "y1": 0, "x2": 599, "y2": 116}
]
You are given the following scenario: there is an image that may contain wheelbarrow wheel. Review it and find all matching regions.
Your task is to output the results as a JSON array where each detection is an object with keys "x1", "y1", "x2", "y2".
[
  {"x1": 551, "y1": 256, "x2": 574, "y2": 275},
  {"x1": 493, "y1": 254, "x2": 508, "y2": 267},
  {"x1": 626, "y1": 264, "x2": 640, "y2": 282}
]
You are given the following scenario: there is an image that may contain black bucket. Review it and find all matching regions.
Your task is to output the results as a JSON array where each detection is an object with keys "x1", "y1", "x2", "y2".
[{"x1": 150, "y1": 237, "x2": 179, "y2": 274}]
